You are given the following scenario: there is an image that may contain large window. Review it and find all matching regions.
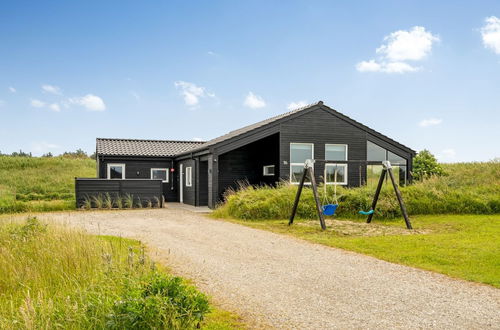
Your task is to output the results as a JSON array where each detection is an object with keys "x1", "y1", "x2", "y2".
[
  {"x1": 367, "y1": 141, "x2": 386, "y2": 161},
  {"x1": 185, "y1": 166, "x2": 192, "y2": 187},
  {"x1": 107, "y1": 163, "x2": 125, "y2": 179},
  {"x1": 325, "y1": 164, "x2": 347, "y2": 185},
  {"x1": 325, "y1": 144, "x2": 347, "y2": 161},
  {"x1": 151, "y1": 168, "x2": 169, "y2": 182},
  {"x1": 367, "y1": 141, "x2": 408, "y2": 186},
  {"x1": 290, "y1": 143, "x2": 313, "y2": 183}
]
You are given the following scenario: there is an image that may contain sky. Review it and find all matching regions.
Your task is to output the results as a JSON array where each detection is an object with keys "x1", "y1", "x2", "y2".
[{"x1": 0, "y1": 0, "x2": 499, "y2": 162}]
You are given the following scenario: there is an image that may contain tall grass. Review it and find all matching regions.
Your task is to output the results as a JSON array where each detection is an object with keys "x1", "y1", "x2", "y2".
[
  {"x1": 213, "y1": 162, "x2": 500, "y2": 220},
  {"x1": 0, "y1": 156, "x2": 95, "y2": 213},
  {"x1": 0, "y1": 217, "x2": 211, "y2": 329}
]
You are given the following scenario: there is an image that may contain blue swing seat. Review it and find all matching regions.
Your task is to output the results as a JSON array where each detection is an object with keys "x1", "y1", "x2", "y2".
[
  {"x1": 322, "y1": 204, "x2": 339, "y2": 216},
  {"x1": 359, "y1": 209, "x2": 374, "y2": 215}
]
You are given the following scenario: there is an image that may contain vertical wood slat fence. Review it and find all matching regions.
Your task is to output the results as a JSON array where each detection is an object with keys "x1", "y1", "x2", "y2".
[{"x1": 75, "y1": 178, "x2": 163, "y2": 208}]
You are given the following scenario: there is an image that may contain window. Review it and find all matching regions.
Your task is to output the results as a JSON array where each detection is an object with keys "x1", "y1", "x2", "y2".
[
  {"x1": 185, "y1": 166, "x2": 192, "y2": 187},
  {"x1": 367, "y1": 141, "x2": 408, "y2": 186},
  {"x1": 263, "y1": 165, "x2": 275, "y2": 176},
  {"x1": 325, "y1": 144, "x2": 347, "y2": 161},
  {"x1": 325, "y1": 164, "x2": 347, "y2": 185},
  {"x1": 151, "y1": 168, "x2": 169, "y2": 182},
  {"x1": 367, "y1": 164, "x2": 407, "y2": 187},
  {"x1": 107, "y1": 163, "x2": 125, "y2": 179},
  {"x1": 367, "y1": 141, "x2": 386, "y2": 161},
  {"x1": 290, "y1": 143, "x2": 313, "y2": 183}
]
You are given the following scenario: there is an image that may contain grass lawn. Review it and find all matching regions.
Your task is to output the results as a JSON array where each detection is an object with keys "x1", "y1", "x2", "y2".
[
  {"x1": 0, "y1": 217, "x2": 242, "y2": 329},
  {"x1": 219, "y1": 214, "x2": 500, "y2": 288}
]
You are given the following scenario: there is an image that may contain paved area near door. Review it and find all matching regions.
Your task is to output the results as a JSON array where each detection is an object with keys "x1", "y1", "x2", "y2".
[{"x1": 36, "y1": 209, "x2": 499, "y2": 329}]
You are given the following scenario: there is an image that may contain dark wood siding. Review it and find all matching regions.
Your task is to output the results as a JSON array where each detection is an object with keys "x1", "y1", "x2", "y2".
[
  {"x1": 98, "y1": 156, "x2": 177, "y2": 202},
  {"x1": 279, "y1": 108, "x2": 366, "y2": 186},
  {"x1": 217, "y1": 133, "x2": 279, "y2": 201},
  {"x1": 197, "y1": 160, "x2": 208, "y2": 206},
  {"x1": 75, "y1": 179, "x2": 163, "y2": 208}
]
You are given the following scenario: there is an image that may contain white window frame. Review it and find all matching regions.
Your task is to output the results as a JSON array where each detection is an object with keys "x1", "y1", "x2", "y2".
[
  {"x1": 150, "y1": 168, "x2": 169, "y2": 183},
  {"x1": 325, "y1": 163, "x2": 348, "y2": 185},
  {"x1": 290, "y1": 142, "x2": 314, "y2": 184},
  {"x1": 325, "y1": 144, "x2": 348, "y2": 161},
  {"x1": 263, "y1": 165, "x2": 275, "y2": 176},
  {"x1": 107, "y1": 163, "x2": 125, "y2": 179},
  {"x1": 185, "y1": 166, "x2": 192, "y2": 187}
]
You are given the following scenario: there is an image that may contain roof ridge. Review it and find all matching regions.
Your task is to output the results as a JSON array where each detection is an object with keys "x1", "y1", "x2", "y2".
[{"x1": 96, "y1": 137, "x2": 205, "y2": 144}]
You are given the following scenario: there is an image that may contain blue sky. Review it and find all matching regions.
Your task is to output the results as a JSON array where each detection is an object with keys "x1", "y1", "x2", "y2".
[{"x1": 1, "y1": 1, "x2": 499, "y2": 162}]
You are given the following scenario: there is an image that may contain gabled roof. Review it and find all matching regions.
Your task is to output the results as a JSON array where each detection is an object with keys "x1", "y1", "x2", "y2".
[
  {"x1": 179, "y1": 101, "x2": 415, "y2": 155},
  {"x1": 96, "y1": 138, "x2": 204, "y2": 157}
]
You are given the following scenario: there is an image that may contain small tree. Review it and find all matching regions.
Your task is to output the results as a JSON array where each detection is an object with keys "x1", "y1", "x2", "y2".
[{"x1": 412, "y1": 149, "x2": 445, "y2": 181}]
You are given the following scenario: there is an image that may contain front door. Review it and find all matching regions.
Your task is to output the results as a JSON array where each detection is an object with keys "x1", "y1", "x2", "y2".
[{"x1": 179, "y1": 164, "x2": 184, "y2": 203}]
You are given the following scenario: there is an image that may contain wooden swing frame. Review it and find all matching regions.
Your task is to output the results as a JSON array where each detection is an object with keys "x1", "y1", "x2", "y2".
[{"x1": 288, "y1": 160, "x2": 412, "y2": 230}]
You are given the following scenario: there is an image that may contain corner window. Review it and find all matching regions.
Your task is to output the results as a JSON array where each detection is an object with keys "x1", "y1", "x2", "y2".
[
  {"x1": 263, "y1": 165, "x2": 275, "y2": 176},
  {"x1": 325, "y1": 144, "x2": 347, "y2": 161},
  {"x1": 185, "y1": 167, "x2": 192, "y2": 187},
  {"x1": 325, "y1": 164, "x2": 348, "y2": 185},
  {"x1": 367, "y1": 141, "x2": 386, "y2": 161},
  {"x1": 107, "y1": 163, "x2": 125, "y2": 179},
  {"x1": 151, "y1": 168, "x2": 169, "y2": 182},
  {"x1": 290, "y1": 143, "x2": 313, "y2": 184}
]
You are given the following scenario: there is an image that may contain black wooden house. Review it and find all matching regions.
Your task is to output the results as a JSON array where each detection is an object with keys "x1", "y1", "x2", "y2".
[{"x1": 80, "y1": 102, "x2": 415, "y2": 208}]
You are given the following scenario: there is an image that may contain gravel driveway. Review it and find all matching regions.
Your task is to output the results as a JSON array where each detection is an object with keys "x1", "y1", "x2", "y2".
[{"x1": 36, "y1": 209, "x2": 499, "y2": 329}]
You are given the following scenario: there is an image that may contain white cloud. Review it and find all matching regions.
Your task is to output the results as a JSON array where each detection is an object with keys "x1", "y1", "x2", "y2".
[
  {"x1": 481, "y1": 16, "x2": 500, "y2": 55},
  {"x1": 130, "y1": 91, "x2": 140, "y2": 101},
  {"x1": 192, "y1": 137, "x2": 204, "y2": 142},
  {"x1": 376, "y1": 26, "x2": 439, "y2": 61},
  {"x1": 437, "y1": 148, "x2": 456, "y2": 162},
  {"x1": 357, "y1": 26, "x2": 439, "y2": 74},
  {"x1": 49, "y1": 103, "x2": 61, "y2": 112},
  {"x1": 207, "y1": 51, "x2": 217, "y2": 56},
  {"x1": 356, "y1": 60, "x2": 419, "y2": 73},
  {"x1": 418, "y1": 118, "x2": 442, "y2": 127},
  {"x1": 30, "y1": 99, "x2": 46, "y2": 108},
  {"x1": 244, "y1": 92, "x2": 266, "y2": 109},
  {"x1": 287, "y1": 100, "x2": 308, "y2": 111},
  {"x1": 69, "y1": 94, "x2": 106, "y2": 111},
  {"x1": 42, "y1": 84, "x2": 62, "y2": 95},
  {"x1": 31, "y1": 141, "x2": 60, "y2": 155},
  {"x1": 174, "y1": 81, "x2": 214, "y2": 107},
  {"x1": 8, "y1": 87, "x2": 16, "y2": 93}
]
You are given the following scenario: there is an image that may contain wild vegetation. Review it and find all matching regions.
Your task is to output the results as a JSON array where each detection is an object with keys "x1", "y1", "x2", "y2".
[
  {"x1": 213, "y1": 162, "x2": 500, "y2": 220},
  {"x1": 0, "y1": 217, "x2": 239, "y2": 329},
  {"x1": 0, "y1": 156, "x2": 95, "y2": 213}
]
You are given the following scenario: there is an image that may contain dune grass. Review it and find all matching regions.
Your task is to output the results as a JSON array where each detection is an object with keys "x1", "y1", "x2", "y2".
[
  {"x1": 213, "y1": 162, "x2": 500, "y2": 220},
  {"x1": 0, "y1": 156, "x2": 95, "y2": 213},
  {"x1": 0, "y1": 217, "x2": 241, "y2": 329},
  {"x1": 222, "y1": 214, "x2": 500, "y2": 288}
]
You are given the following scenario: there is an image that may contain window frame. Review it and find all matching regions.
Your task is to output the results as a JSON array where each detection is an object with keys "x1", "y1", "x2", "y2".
[
  {"x1": 263, "y1": 165, "x2": 275, "y2": 176},
  {"x1": 150, "y1": 168, "x2": 169, "y2": 183},
  {"x1": 107, "y1": 163, "x2": 125, "y2": 179},
  {"x1": 289, "y1": 142, "x2": 314, "y2": 184},
  {"x1": 185, "y1": 166, "x2": 192, "y2": 187},
  {"x1": 325, "y1": 144, "x2": 348, "y2": 161},
  {"x1": 324, "y1": 163, "x2": 348, "y2": 185}
]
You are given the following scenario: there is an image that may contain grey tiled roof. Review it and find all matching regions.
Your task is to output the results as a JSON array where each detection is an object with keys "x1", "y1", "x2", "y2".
[
  {"x1": 195, "y1": 101, "x2": 323, "y2": 150},
  {"x1": 96, "y1": 138, "x2": 205, "y2": 157}
]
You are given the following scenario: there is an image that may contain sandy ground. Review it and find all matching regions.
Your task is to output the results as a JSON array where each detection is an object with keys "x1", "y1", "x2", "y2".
[{"x1": 22, "y1": 209, "x2": 500, "y2": 329}]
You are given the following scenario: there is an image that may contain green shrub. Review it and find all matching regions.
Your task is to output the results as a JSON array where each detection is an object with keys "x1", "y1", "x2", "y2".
[
  {"x1": 412, "y1": 149, "x2": 445, "y2": 181},
  {"x1": 214, "y1": 162, "x2": 500, "y2": 220}
]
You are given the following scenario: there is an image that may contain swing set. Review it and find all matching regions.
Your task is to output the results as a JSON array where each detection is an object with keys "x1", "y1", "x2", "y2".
[{"x1": 288, "y1": 160, "x2": 412, "y2": 230}]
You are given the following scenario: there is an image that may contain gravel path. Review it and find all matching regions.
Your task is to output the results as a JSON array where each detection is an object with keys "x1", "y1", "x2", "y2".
[{"x1": 35, "y1": 209, "x2": 499, "y2": 329}]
